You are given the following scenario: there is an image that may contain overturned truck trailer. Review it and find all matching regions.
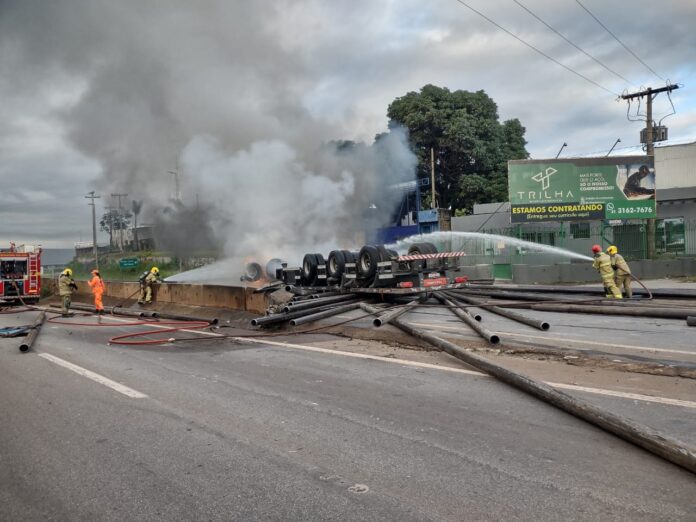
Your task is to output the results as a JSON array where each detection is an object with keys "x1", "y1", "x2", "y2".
[{"x1": 259, "y1": 242, "x2": 469, "y2": 292}]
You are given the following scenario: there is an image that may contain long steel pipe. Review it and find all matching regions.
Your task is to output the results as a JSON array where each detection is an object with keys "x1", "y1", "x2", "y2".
[
  {"x1": 290, "y1": 302, "x2": 363, "y2": 326},
  {"x1": 434, "y1": 293, "x2": 500, "y2": 344},
  {"x1": 445, "y1": 291, "x2": 550, "y2": 331},
  {"x1": 309, "y1": 291, "x2": 343, "y2": 300},
  {"x1": 373, "y1": 299, "x2": 423, "y2": 327},
  {"x1": 468, "y1": 283, "x2": 696, "y2": 299},
  {"x1": 687, "y1": 316, "x2": 696, "y2": 327},
  {"x1": 359, "y1": 302, "x2": 696, "y2": 476},
  {"x1": 510, "y1": 302, "x2": 696, "y2": 320},
  {"x1": 148, "y1": 311, "x2": 218, "y2": 325},
  {"x1": 283, "y1": 294, "x2": 357, "y2": 313},
  {"x1": 19, "y1": 311, "x2": 46, "y2": 352},
  {"x1": 252, "y1": 301, "x2": 356, "y2": 327},
  {"x1": 50, "y1": 303, "x2": 217, "y2": 324},
  {"x1": 450, "y1": 288, "x2": 569, "y2": 302}
]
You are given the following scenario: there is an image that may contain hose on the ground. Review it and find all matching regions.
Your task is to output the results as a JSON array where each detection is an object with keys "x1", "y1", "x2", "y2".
[{"x1": 46, "y1": 314, "x2": 213, "y2": 345}]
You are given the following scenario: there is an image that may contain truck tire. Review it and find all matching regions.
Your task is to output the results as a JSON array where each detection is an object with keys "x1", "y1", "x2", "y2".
[
  {"x1": 377, "y1": 245, "x2": 399, "y2": 261},
  {"x1": 327, "y1": 250, "x2": 346, "y2": 279},
  {"x1": 407, "y1": 242, "x2": 437, "y2": 270},
  {"x1": 357, "y1": 245, "x2": 380, "y2": 280},
  {"x1": 341, "y1": 250, "x2": 357, "y2": 264},
  {"x1": 302, "y1": 253, "x2": 318, "y2": 285},
  {"x1": 408, "y1": 242, "x2": 433, "y2": 255}
]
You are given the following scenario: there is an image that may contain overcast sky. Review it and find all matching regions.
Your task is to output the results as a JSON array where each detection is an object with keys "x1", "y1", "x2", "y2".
[{"x1": 1, "y1": 0, "x2": 695, "y2": 248}]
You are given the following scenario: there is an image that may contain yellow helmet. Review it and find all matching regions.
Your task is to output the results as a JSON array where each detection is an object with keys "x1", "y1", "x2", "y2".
[
  {"x1": 607, "y1": 245, "x2": 618, "y2": 255},
  {"x1": 150, "y1": 267, "x2": 159, "y2": 274},
  {"x1": 62, "y1": 268, "x2": 73, "y2": 277}
]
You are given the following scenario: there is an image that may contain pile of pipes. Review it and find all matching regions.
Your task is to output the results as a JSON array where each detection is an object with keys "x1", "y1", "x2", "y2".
[
  {"x1": 448, "y1": 284, "x2": 696, "y2": 322},
  {"x1": 252, "y1": 280, "x2": 696, "y2": 334},
  {"x1": 252, "y1": 291, "x2": 373, "y2": 327}
]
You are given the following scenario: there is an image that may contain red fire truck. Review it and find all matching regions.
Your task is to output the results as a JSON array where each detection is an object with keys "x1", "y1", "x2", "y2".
[{"x1": 0, "y1": 244, "x2": 41, "y2": 305}]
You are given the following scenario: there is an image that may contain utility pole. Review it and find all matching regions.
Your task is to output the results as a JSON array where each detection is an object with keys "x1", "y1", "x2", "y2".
[
  {"x1": 620, "y1": 84, "x2": 679, "y2": 259},
  {"x1": 555, "y1": 142, "x2": 567, "y2": 159},
  {"x1": 111, "y1": 193, "x2": 128, "y2": 252},
  {"x1": 85, "y1": 191, "x2": 101, "y2": 270},
  {"x1": 430, "y1": 147, "x2": 437, "y2": 209},
  {"x1": 168, "y1": 170, "x2": 180, "y2": 202}
]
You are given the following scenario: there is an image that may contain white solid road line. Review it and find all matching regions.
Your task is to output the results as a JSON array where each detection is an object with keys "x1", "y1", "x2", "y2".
[
  {"x1": 547, "y1": 382, "x2": 696, "y2": 409},
  {"x1": 75, "y1": 314, "x2": 696, "y2": 408},
  {"x1": 407, "y1": 321, "x2": 695, "y2": 356},
  {"x1": 237, "y1": 337, "x2": 484, "y2": 376},
  {"x1": 237, "y1": 337, "x2": 696, "y2": 410},
  {"x1": 37, "y1": 353, "x2": 148, "y2": 399}
]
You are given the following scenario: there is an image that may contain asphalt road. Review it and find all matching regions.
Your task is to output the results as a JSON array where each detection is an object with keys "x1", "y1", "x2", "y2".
[
  {"x1": 1, "y1": 310, "x2": 695, "y2": 521},
  {"x1": 331, "y1": 302, "x2": 696, "y2": 366}
]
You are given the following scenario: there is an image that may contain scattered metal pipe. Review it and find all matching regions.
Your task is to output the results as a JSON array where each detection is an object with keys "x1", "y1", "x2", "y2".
[
  {"x1": 434, "y1": 293, "x2": 500, "y2": 344},
  {"x1": 19, "y1": 311, "x2": 46, "y2": 352},
  {"x1": 111, "y1": 306, "x2": 155, "y2": 318},
  {"x1": 309, "y1": 291, "x2": 343, "y2": 299},
  {"x1": 373, "y1": 298, "x2": 423, "y2": 327},
  {"x1": 51, "y1": 302, "x2": 216, "y2": 324},
  {"x1": 290, "y1": 301, "x2": 363, "y2": 326},
  {"x1": 451, "y1": 288, "x2": 567, "y2": 302},
  {"x1": 469, "y1": 283, "x2": 691, "y2": 299},
  {"x1": 50, "y1": 302, "x2": 102, "y2": 316},
  {"x1": 283, "y1": 294, "x2": 357, "y2": 313},
  {"x1": 687, "y1": 316, "x2": 696, "y2": 327},
  {"x1": 359, "y1": 301, "x2": 696, "y2": 476},
  {"x1": 445, "y1": 291, "x2": 550, "y2": 331},
  {"x1": 513, "y1": 302, "x2": 696, "y2": 320},
  {"x1": 151, "y1": 311, "x2": 218, "y2": 325},
  {"x1": 252, "y1": 301, "x2": 354, "y2": 327}
]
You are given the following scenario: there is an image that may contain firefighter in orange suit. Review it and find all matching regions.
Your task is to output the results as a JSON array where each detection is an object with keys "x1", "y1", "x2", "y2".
[{"x1": 88, "y1": 269, "x2": 105, "y2": 314}]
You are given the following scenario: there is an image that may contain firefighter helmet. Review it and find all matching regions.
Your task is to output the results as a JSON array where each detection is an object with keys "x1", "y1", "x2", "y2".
[
  {"x1": 150, "y1": 267, "x2": 159, "y2": 274},
  {"x1": 62, "y1": 268, "x2": 73, "y2": 277},
  {"x1": 607, "y1": 245, "x2": 618, "y2": 255},
  {"x1": 591, "y1": 245, "x2": 602, "y2": 253}
]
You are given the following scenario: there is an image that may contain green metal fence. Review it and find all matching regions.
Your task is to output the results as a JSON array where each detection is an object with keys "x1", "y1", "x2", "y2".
[{"x1": 446, "y1": 218, "x2": 696, "y2": 274}]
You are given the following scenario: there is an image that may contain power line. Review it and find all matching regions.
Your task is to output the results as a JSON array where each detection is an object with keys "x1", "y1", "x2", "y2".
[
  {"x1": 513, "y1": 0, "x2": 633, "y2": 85},
  {"x1": 451, "y1": 0, "x2": 618, "y2": 96},
  {"x1": 575, "y1": 0, "x2": 665, "y2": 82}
]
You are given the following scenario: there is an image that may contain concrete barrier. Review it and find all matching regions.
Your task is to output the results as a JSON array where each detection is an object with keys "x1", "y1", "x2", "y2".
[
  {"x1": 513, "y1": 265, "x2": 560, "y2": 284},
  {"x1": 558, "y1": 263, "x2": 598, "y2": 283},
  {"x1": 42, "y1": 278, "x2": 269, "y2": 314},
  {"x1": 458, "y1": 264, "x2": 493, "y2": 280},
  {"x1": 42, "y1": 256, "x2": 696, "y2": 308}
]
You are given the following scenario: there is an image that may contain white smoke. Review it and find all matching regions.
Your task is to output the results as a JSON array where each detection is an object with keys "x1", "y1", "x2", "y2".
[
  {"x1": 0, "y1": 1, "x2": 418, "y2": 271},
  {"x1": 181, "y1": 127, "x2": 416, "y2": 265}
]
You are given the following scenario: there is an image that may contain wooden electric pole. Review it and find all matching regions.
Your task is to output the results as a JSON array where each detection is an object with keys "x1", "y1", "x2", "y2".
[{"x1": 620, "y1": 84, "x2": 679, "y2": 259}]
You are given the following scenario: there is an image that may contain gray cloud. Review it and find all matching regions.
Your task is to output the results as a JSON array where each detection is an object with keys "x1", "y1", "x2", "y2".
[{"x1": 1, "y1": 0, "x2": 695, "y2": 249}]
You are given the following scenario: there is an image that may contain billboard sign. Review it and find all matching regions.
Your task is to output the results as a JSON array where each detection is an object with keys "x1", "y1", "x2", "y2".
[{"x1": 507, "y1": 156, "x2": 656, "y2": 223}]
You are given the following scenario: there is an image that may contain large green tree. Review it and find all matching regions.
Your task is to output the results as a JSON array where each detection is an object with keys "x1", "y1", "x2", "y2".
[{"x1": 387, "y1": 84, "x2": 528, "y2": 214}]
